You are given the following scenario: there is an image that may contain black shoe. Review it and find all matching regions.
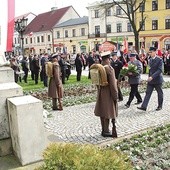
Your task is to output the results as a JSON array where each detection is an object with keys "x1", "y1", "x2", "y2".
[
  {"x1": 156, "y1": 107, "x2": 162, "y2": 111},
  {"x1": 135, "y1": 101, "x2": 142, "y2": 105},
  {"x1": 52, "y1": 107, "x2": 59, "y2": 111},
  {"x1": 118, "y1": 99, "x2": 123, "y2": 102},
  {"x1": 101, "y1": 132, "x2": 112, "y2": 137},
  {"x1": 125, "y1": 103, "x2": 130, "y2": 108},
  {"x1": 137, "y1": 107, "x2": 146, "y2": 111}
]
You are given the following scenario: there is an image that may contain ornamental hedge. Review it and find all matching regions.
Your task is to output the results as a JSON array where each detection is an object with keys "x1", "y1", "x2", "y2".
[{"x1": 36, "y1": 143, "x2": 133, "y2": 170}]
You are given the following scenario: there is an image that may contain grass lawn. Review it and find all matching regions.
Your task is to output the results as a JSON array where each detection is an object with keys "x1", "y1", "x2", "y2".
[{"x1": 18, "y1": 74, "x2": 91, "y2": 91}]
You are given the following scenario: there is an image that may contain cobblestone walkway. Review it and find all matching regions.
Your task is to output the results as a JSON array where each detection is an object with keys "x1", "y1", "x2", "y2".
[{"x1": 44, "y1": 88, "x2": 170, "y2": 145}]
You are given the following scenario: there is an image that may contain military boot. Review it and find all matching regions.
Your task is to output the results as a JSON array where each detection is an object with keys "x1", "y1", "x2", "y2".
[{"x1": 112, "y1": 119, "x2": 117, "y2": 138}]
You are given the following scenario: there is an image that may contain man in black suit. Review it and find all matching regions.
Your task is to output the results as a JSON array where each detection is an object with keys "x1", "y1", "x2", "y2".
[
  {"x1": 87, "y1": 52, "x2": 95, "y2": 79},
  {"x1": 110, "y1": 52, "x2": 123, "y2": 101},
  {"x1": 137, "y1": 47, "x2": 164, "y2": 111}
]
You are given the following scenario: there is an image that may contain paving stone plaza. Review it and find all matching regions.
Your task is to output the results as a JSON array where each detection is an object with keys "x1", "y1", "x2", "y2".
[{"x1": 44, "y1": 72, "x2": 170, "y2": 145}]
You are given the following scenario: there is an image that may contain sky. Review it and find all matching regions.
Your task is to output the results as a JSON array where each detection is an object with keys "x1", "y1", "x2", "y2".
[{"x1": 15, "y1": 0, "x2": 98, "y2": 17}]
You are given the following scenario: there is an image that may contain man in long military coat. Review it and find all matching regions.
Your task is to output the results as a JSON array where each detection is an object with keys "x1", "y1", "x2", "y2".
[
  {"x1": 48, "y1": 54, "x2": 64, "y2": 111},
  {"x1": 94, "y1": 51, "x2": 118, "y2": 138}
]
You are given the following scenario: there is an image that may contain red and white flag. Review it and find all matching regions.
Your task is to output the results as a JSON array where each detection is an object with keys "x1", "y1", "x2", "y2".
[
  {"x1": 6, "y1": 0, "x2": 15, "y2": 52},
  {"x1": 0, "y1": 0, "x2": 15, "y2": 54},
  {"x1": 123, "y1": 37, "x2": 128, "y2": 54},
  {"x1": 157, "y1": 41, "x2": 162, "y2": 57}
]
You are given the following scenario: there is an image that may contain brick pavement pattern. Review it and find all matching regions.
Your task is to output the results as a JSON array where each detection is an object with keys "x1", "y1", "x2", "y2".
[{"x1": 44, "y1": 88, "x2": 170, "y2": 145}]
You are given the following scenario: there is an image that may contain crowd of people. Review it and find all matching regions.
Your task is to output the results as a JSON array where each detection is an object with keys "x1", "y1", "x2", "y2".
[{"x1": 8, "y1": 47, "x2": 169, "y2": 138}]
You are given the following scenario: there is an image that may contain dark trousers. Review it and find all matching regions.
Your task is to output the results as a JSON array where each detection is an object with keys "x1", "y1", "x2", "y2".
[
  {"x1": 40, "y1": 70, "x2": 43, "y2": 81},
  {"x1": 14, "y1": 73, "x2": 19, "y2": 83},
  {"x1": 118, "y1": 86, "x2": 123, "y2": 101},
  {"x1": 31, "y1": 70, "x2": 35, "y2": 80},
  {"x1": 34, "y1": 72, "x2": 39, "y2": 84},
  {"x1": 88, "y1": 71, "x2": 91, "y2": 79},
  {"x1": 76, "y1": 70, "x2": 82, "y2": 81},
  {"x1": 142, "y1": 84, "x2": 163, "y2": 109},
  {"x1": 43, "y1": 74, "x2": 48, "y2": 87},
  {"x1": 100, "y1": 117, "x2": 116, "y2": 133},
  {"x1": 127, "y1": 84, "x2": 142, "y2": 105},
  {"x1": 61, "y1": 69, "x2": 66, "y2": 84},
  {"x1": 23, "y1": 70, "x2": 28, "y2": 83}
]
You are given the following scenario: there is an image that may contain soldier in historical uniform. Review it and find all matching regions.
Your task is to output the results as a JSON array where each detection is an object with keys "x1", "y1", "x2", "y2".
[
  {"x1": 94, "y1": 51, "x2": 118, "y2": 138},
  {"x1": 138, "y1": 47, "x2": 164, "y2": 111},
  {"x1": 48, "y1": 54, "x2": 64, "y2": 111},
  {"x1": 125, "y1": 53, "x2": 143, "y2": 108}
]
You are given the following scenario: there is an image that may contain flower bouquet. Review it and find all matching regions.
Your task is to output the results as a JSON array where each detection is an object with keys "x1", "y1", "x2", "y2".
[{"x1": 119, "y1": 64, "x2": 138, "y2": 77}]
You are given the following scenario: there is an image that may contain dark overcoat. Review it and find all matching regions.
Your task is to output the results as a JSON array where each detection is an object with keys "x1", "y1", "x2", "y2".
[
  {"x1": 148, "y1": 57, "x2": 164, "y2": 84},
  {"x1": 94, "y1": 65, "x2": 118, "y2": 119},
  {"x1": 48, "y1": 62, "x2": 63, "y2": 99}
]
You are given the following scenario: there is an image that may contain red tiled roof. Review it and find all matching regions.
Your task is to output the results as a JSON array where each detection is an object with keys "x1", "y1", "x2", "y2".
[{"x1": 24, "y1": 6, "x2": 71, "y2": 35}]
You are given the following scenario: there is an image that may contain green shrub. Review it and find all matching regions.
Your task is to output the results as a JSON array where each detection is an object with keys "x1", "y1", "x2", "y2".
[{"x1": 37, "y1": 143, "x2": 133, "y2": 170}]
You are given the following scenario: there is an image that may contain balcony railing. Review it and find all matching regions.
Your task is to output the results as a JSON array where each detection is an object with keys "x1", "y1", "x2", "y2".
[{"x1": 88, "y1": 33, "x2": 106, "y2": 38}]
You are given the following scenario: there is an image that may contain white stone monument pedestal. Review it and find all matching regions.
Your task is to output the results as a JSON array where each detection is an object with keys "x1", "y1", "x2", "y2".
[
  {"x1": 0, "y1": 67, "x2": 23, "y2": 156},
  {"x1": 7, "y1": 95, "x2": 46, "y2": 166}
]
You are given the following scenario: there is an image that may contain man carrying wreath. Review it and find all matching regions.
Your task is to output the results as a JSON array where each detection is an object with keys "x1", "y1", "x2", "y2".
[{"x1": 125, "y1": 53, "x2": 143, "y2": 108}]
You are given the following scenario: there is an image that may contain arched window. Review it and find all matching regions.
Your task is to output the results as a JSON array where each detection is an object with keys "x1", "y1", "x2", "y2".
[{"x1": 164, "y1": 38, "x2": 170, "y2": 50}]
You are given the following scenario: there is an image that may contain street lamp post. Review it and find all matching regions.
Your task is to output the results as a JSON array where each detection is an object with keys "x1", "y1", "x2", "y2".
[
  {"x1": 50, "y1": 29, "x2": 54, "y2": 53},
  {"x1": 15, "y1": 17, "x2": 28, "y2": 55}
]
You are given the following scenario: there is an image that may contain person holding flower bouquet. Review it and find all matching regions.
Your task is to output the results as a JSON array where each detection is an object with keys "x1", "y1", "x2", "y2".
[{"x1": 124, "y1": 53, "x2": 143, "y2": 108}]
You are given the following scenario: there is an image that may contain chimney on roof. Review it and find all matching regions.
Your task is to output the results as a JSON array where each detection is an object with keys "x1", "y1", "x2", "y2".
[{"x1": 51, "y1": 7, "x2": 58, "y2": 11}]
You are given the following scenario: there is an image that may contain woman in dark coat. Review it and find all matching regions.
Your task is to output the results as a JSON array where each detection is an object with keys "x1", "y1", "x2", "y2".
[
  {"x1": 48, "y1": 55, "x2": 64, "y2": 110},
  {"x1": 75, "y1": 53, "x2": 83, "y2": 81}
]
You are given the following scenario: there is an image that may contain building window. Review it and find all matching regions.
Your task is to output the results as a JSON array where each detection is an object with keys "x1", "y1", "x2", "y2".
[
  {"x1": 72, "y1": 29, "x2": 76, "y2": 37},
  {"x1": 166, "y1": 0, "x2": 170, "y2": 9},
  {"x1": 41, "y1": 36, "x2": 44, "y2": 42},
  {"x1": 164, "y1": 39, "x2": 170, "y2": 50},
  {"x1": 152, "y1": 0, "x2": 158, "y2": 11},
  {"x1": 139, "y1": 3, "x2": 145, "y2": 12},
  {"x1": 25, "y1": 38, "x2": 28, "y2": 44},
  {"x1": 65, "y1": 30, "x2": 68, "y2": 38},
  {"x1": 48, "y1": 35, "x2": 50, "y2": 41},
  {"x1": 127, "y1": 23, "x2": 132, "y2": 32},
  {"x1": 117, "y1": 23, "x2": 122, "y2": 32},
  {"x1": 152, "y1": 41, "x2": 158, "y2": 48},
  {"x1": 152, "y1": 20, "x2": 158, "y2": 30},
  {"x1": 106, "y1": 24, "x2": 111, "y2": 33},
  {"x1": 30, "y1": 37, "x2": 32, "y2": 44},
  {"x1": 116, "y1": 6, "x2": 121, "y2": 15},
  {"x1": 37, "y1": 36, "x2": 40, "y2": 43},
  {"x1": 57, "y1": 31, "x2": 60, "y2": 38},
  {"x1": 81, "y1": 28, "x2": 85, "y2": 36},
  {"x1": 106, "y1": 8, "x2": 111, "y2": 16},
  {"x1": 165, "y1": 19, "x2": 170, "y2": 29},
  {"x1": 139, "y1": 21, "x2": 145, "y2": 31},
  {"x1": 95, "y1": 26, "x2": 100, "y2": 37},
  {"x1": 95, "y1": 10, "x2": 99, "y2": 18}
]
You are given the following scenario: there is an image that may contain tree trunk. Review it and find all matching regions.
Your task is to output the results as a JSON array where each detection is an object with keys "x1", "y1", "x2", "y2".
[{"x1": 134, "y1": 32, "x2": 139, "y2": 53}]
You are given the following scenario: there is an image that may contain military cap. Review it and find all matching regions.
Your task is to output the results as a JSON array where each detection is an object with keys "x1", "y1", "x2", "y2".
[
  {"x1": 52, "y1": 54, "x2": 58, "y2": 59},
  {"x1": 129, "y1": 53, "x2": 137, "y2": 57},
  {"x1": 149, "y1": 47, "x2": 157, "y2": 51},
  {"x1": 101, "y1": 51, "x2": 111, "y2": 59},
  {"x1": 111, "y1": 52, "x2": 117, "y2": 56}
]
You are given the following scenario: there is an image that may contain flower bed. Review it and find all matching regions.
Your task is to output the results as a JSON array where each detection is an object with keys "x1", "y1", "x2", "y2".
[
  {"x1": 109, "y1": 124, "x2": 170, "y2": 170},
  {"x1": 24, "y1": 81, "x2": 170, "y2": 111}
]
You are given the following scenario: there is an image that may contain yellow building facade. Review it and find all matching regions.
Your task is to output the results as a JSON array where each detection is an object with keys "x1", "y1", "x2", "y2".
[{"x1": 136, "y1": 0, "x2": 170, "y2": 51}]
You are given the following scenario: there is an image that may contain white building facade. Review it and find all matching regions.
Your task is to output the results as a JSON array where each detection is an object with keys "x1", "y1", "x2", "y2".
[{"x1": 87, "y1": 2, "x2": 135, "y2": 51}]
